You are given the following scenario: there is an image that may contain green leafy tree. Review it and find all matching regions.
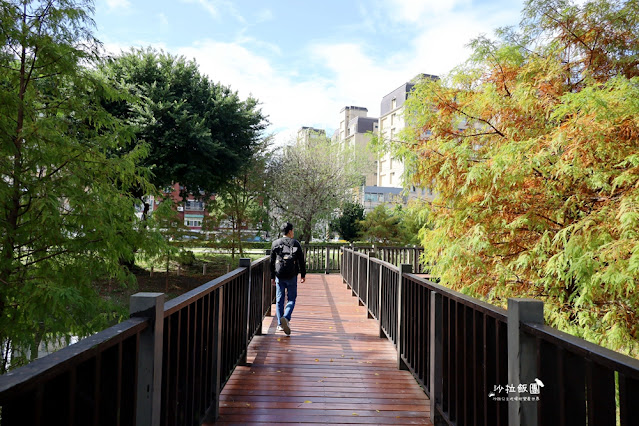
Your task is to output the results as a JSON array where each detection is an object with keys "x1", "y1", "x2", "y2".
[
  {"x1": 0, "y1": 0, "x2": 155, "y2": 371},
  {"x1": 144, "y1": 200, "x2": 186, "y2": 293},
  {"x1": 398, "y1": 200, "x2": 432, "y2": 245},
  {"x1": 208, "y1": 139, "x2": 272, "y2": 257},
  {"x1": 98, "y1": 48, "x2": 268, "y2": 213},
  {"x1": 268, "y1": 136, "x2": 369, "y2": 243},
  {"x1": 360, "y1": 205, "x2": 403, "y2": 244},
  {"x1": 330, "y1": 202, "x2": 364, "y2": 242},
  {"x1": 398, "y1": 0, "x2": 639, "y2": 355}
]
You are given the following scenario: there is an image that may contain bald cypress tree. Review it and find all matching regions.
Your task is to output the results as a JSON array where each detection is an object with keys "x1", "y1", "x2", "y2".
[
  {"x1": 0, "y1": 0, "x2": 153, "y2": 371},
  {"x1": 398, "y1": 0, "x2": 639, "y2": 356}
]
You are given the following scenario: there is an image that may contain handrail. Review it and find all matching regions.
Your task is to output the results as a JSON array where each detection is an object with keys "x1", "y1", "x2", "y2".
[
  {"x1": 406, "y1": 273, "x2": 507, "y2": 322},
  {"x1": 0, "y1": 256, "x2": 273, "y2": 426},
  {"x1": 164, "y1": 267, "x2": 245, "y2": 316},
  {"x1": 521, "y1": 322, "x2": 639, "y2": 378},
  {"x1": 0, "y1": 317, "x2": 148, "y2": 399}
]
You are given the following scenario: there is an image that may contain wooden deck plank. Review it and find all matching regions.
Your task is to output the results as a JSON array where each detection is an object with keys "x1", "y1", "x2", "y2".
[{"x1": 207, "y1": 273, "x2": 432, "y2": 425}]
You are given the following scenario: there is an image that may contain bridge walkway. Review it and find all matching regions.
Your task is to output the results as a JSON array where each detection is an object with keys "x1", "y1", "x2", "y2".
[{"x1": 209, "y1": 273, "x2": 432, "y2": 425}]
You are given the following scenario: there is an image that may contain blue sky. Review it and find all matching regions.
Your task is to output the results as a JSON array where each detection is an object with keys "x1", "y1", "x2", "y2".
[{"x1": 94, "y1": 0, "x2": 525, "y2": 142}]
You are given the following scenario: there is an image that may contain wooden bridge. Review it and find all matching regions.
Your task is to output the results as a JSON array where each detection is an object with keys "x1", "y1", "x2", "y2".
[
  {"x1": 209, "y1": 273, "x2": 431, "y2": 424},
  {"x1": 1, "y1": 246, "x2": 638, "y2": 426}
]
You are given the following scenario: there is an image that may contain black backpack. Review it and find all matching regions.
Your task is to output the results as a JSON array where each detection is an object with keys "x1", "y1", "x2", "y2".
[{"x1": 274, "y1": 240, "x2": 298, "y2": 278}]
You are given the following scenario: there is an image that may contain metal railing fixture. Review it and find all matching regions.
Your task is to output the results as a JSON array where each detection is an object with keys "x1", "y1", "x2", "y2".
[
  {"x1": 340, "y1": 248, "x2": 639, "y2": 426},
  {"x1": 0, "y1": 256, "x2": 273, "y2": 426}
]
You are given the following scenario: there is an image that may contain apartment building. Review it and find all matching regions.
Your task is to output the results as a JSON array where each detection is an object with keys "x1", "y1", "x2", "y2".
[
  {"x1": 376, "y1": 74, "x2": 438, "y2": 202},
  {"x1": 297, "y1": 126, "x2": 326, "y2": 145},
  {"x1": 333, "y1": 106, "x2": 378, "y2": 186},
  {"x1": 136, "y1": 184, "x2": 211, "y2": 231}
]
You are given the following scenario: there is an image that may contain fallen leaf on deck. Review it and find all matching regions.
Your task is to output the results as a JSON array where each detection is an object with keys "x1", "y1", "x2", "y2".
[
  {"x1": 352, "y1": 413, "x2": 359, "y2": 416},
  {"x1": 304, "y1": 400, "x2": 312, "y2": 404},
  {"x1": 315, "y1": 358, "x2": 319, "y2": 362}
]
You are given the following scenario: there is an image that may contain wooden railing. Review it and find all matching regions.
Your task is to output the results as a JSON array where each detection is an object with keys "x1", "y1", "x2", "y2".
[
  {"x1": 0, "y1": 256, "x2": 273, "y2": 426},
  {"x1": 302, "y1": 245, "x2": 342, "y2": 273},
  {"x1": 297, "y1": 244, "x2": 424, "y2": 274},
  {"x1": 341, "y1": 248, "x2": 639, "y2": 426}
]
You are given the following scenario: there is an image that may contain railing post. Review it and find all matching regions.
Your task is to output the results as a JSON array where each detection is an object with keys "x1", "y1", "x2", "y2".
[
  {"x1": 265, "y1": 250, "x2": 272, "y2": 317},
  {"x1": 507, "y1": 298, "x2": 544, "y2": 426},
  {"x1": 430, "y1": 291, "x2": 444, "y2": 425},
  {"x1": 366, "y1": 252, "x2": 373, "y2": 319},
  {"x1": 350, "y1": 247, "x2": 357, "y2": 295},
  {"x1": 378, "y1": 263, "x2": 384, "y2": 338},
  {"x1": 325, "y1": 246, "x2": 330, "y2": 274},
  {"x1": 129, "y1": 292, "x2": 165, "y2": 426},
  {"x1": 202, "y1": 286, "x2": 224, "y2": 423},
  {"x1": 349, "y1": 244, "x2": 355, "y2": 289},
  {"x1": 240, "y1": 258, "x2": 251, "y2": 365},
  {"x1": 397, "y1": 264, "x2": 412, "y2": 371}
]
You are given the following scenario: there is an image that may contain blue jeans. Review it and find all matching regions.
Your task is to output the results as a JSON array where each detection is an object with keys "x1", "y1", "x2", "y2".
[{"x1": 275, "y1": 276, "x2": 298, "y2": 325}]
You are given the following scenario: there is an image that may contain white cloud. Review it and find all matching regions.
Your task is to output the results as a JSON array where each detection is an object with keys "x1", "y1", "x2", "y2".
[
  {"x1": 182, "y1": 0, "x2": 218, "y2": 18},
  {"x1": 177, "y1": 40, "x2": 340, "y2": 144},
  {"x1": 105, "y1": 0, "x2": 131, "y2": 11},
  {"x1": 384, "y1": 0, "x2": 472, "y2": 23},
  {"x1": 255, "y1": 8, "x2": 273, "y2": 23},
  {"x1": 180, "y1": 0, "x2": 246, "y2": 23}
]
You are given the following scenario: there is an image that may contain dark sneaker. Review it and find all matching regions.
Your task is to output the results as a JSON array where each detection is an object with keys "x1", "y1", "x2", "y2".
[{"x1": 280, "y1": 317, "x2": 291, "y2": 335}]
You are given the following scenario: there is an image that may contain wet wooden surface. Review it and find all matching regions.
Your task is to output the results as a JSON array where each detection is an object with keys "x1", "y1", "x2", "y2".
[{"x1": 208, "y1": 273, "x2": 432, "y2": 425}]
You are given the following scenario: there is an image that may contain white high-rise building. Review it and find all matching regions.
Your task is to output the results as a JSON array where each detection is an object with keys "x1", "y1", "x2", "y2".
[
  {"x1": 333, "y1": 106, "x2": 378, "y2": 186},
  {"x1": 376, "y1": 74, "x2": 438, "y2": 203},
  {"x1": 297, "y1": 126, "x2": 326, "y2": 145}
]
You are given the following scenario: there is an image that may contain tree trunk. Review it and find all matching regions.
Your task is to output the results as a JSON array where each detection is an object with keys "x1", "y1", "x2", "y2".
[
  {"x1": 303, "y1": 221, "x2": 312, "y2": 244},
  {"x1": 165, "y1": 249, "x2": 170, "y2": 293}
]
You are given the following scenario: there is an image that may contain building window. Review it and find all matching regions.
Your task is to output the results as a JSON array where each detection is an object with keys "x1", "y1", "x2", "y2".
[
  {"x1": 185, "y1": 218, "x2": 203, "y2": 227},
  {"x1": 391, "y1": 113, "x2": 396, "y2": 125},
  {"x1": 390, "y1": 172, "x2": 395, "y2": 184},
  {"x1": 391, "y1": 98, "x2": 397, "y2": 109},
  {"x1": 364, "y1": 193, "x2": 380, "y2": 202},
  {"x1": 185, "y1": 200, "x2": 204, "y2": 210},
  {"x1": 390, "y1": 157, "x2": 394, "y2": 168}
]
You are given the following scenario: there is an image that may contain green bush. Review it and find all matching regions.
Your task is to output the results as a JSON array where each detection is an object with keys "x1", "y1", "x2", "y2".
[{"x1": 177, "y1": 250, "x2": 197, "y2": 267}]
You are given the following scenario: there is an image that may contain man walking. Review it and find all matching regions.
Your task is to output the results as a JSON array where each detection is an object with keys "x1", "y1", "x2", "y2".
[{"x1": 270, "y1": 222, "x2": 306, "y2": 335}]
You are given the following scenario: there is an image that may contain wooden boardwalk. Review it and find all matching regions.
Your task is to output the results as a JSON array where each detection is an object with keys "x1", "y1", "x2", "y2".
[{"x1": 209, "y1": 273, "x2": 432, "y2": 425}]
